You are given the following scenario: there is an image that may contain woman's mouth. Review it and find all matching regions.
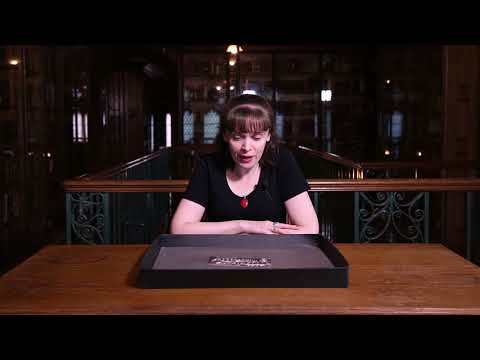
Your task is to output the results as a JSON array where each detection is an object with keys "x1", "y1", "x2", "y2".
[{"x1": 238, "y1": 155, "x2": 254, "y2": 163}]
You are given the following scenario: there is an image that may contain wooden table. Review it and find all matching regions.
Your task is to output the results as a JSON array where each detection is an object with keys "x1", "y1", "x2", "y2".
[{"x1": 1, "y1": 244, "x2": 480, "y2": 315}]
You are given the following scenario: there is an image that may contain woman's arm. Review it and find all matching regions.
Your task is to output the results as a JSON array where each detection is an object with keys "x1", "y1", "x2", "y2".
[
  {"x1": 170, "y1": 198, "x2": 299, "y2": 234},
  {"x1": 278, "y1": 191, "x2": 320, "y2": 234},
  {"x1": 170, "y1": 198, "x2": 242, "y2": 234}
]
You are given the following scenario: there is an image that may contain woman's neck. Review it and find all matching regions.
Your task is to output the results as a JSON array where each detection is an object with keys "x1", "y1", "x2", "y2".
[
  {"x1": 232, "y1": 164, "x2": 260, "y2": 178},
  {"x1": 226, "y1": 164, "x2": 261, "y2": 198},
  {"x1": 230, "y1": 164, "x2": 260, "y2": 180}
]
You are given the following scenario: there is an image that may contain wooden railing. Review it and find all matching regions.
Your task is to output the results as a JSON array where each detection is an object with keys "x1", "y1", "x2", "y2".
[
  {"x1": 81, "y1": 151, "x2": 173, "y2": 180},
  {"x1": 361, "y1": 160, "x2": 480, "y2": 169},
  {"x1": 360, "y1": 160, "x2": 480, "y2": 178},
  {"x1": 64, "y1": 178, "x2": 480, "y2": 193},
  {"x1": 288, "y1": 144, "x2": 364, "y2": 179}
]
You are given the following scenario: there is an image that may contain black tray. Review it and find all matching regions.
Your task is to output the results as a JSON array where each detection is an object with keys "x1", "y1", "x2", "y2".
[{"x1": 136, "y1": 234, "x2": 349, "y2": 288}]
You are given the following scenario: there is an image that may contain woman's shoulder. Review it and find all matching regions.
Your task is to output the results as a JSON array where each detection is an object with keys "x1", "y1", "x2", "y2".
[
  {"x1": 274, "y1": 145, "x2": 295, "y2": 165},
  {"x1": 276, "y1": 144, "x2": 292, "y2": 158},
  {"x1": 197, "y1": 151, "x2": 226, "y2": 171}
]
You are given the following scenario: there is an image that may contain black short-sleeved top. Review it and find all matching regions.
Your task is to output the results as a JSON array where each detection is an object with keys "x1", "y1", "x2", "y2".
[{"x1": 182, "y1": 146, "x2": 309, "y2": 223}]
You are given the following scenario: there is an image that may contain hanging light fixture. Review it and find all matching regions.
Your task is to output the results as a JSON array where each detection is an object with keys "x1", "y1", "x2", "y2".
[
  {"x1": 228, "y1": 53, "x2": 237, "y2": 66},
  {"x1": 226, "y1": 44, "x2": 245, "y2": 54},
  {"x1": 226, "y1": 44, "x2": 245, "y2": 66},
  {"x1": 226, "y1": 45, "x2": 239, "y2": 55}
]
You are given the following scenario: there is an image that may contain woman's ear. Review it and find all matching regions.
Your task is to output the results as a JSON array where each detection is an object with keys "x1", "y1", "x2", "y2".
[{"x1": 266, "y1": 130, "x2": 271, "y2": 142}]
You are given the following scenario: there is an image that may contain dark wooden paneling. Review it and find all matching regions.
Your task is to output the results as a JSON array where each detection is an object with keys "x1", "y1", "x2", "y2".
[{"x1": 443, "y1": 46, "x2": 480, "y2": 255}]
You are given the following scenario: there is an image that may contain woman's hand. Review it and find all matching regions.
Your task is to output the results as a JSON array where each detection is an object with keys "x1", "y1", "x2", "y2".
[{"x1": 241, "y1": 220, "x2": 300, "y2": 234}]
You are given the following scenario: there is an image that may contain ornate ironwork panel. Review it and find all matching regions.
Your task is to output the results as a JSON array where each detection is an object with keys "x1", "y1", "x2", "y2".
[
  {"x1": 355, "y1": 191, "x2": 429, "y2": 243},
  {"x1": 66, "y1": 192, "x2": 110, "y2": 244}
]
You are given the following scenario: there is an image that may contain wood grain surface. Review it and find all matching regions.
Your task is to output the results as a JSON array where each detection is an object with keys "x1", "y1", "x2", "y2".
[{"x1": 1, "y1": 244, "x2": 479, "y2": 314}]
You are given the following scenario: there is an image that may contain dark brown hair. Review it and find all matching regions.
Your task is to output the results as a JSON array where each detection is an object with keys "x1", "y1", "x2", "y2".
[{"x1": 215, "y1": 94, "x2": 279, "y2": 169}]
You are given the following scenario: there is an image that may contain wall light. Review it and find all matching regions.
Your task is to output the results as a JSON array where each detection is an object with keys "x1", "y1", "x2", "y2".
[{"x1": 321, "y1": 89, "x2": 332, "y2": 102}]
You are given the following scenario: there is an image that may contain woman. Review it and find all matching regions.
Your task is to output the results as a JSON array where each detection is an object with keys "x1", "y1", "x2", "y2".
[{"x1": 170, "y1": 94, "x2": 319, "y2": 235}]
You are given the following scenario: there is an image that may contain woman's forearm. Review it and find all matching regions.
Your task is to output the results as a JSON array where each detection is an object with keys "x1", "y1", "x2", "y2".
[
  {"x1": 287, "y1": 225, "x2": 319, "y2": 234},
  {"x1": 277, "y1": 222, "x2": 319, "y2": 235},
  {"x1": 170, "y1": 220, "x2": 246, "y2": 234},
  {"x1": 298, "y1": 222, "x2": 320, "y2": 234}
]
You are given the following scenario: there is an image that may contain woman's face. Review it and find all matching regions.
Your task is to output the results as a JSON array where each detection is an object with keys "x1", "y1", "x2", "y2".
[{"x1": 224, "y1": 130, "x2": 271, "y2": 170}]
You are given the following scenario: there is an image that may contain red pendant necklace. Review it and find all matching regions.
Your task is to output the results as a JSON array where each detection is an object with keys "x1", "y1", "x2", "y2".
[
  {"x1": 233, "y1": 165, "x2": 260, "y2": 209},
  {"x1": 240, "y1": 196, "x2": 249, "y2": 208}
]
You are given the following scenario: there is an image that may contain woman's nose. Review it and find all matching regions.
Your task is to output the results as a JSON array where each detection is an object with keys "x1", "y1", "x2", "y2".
[{"x1": 241, "y1": 138, "x2": 251, "y2": 150}]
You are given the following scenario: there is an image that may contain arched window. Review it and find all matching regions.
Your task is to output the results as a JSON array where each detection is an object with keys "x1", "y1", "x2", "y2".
[
  {"x1": 391, "y1": 111, "x2": 404, "y2": 144},
  {"x1": 183, "y1": 110, "x2": 194, "y2": 144},
  {"x1": 203, "y1": 110, "x2": 220, "y2": 144},
  {"x1": 275, "y1": 113, "x2": 284, "y2": 139},
  {"x1": 72, "y1": 111, "x2": 88, "y2": 143}
]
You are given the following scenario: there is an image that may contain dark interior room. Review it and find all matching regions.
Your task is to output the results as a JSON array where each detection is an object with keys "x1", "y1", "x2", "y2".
[{"x1": 1, "y1": 43, "x2": 480, "y2": 315}]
